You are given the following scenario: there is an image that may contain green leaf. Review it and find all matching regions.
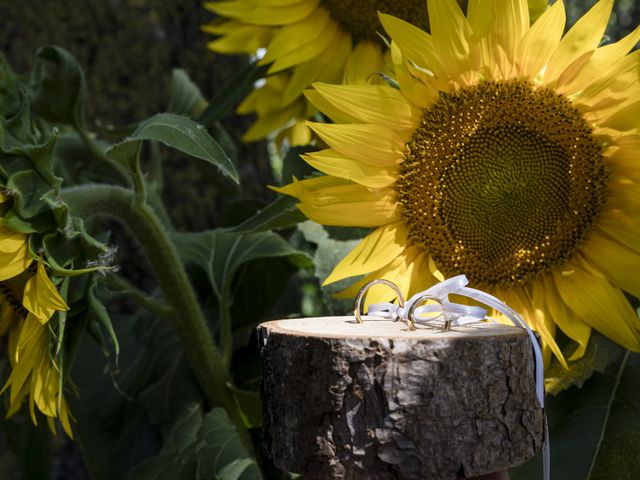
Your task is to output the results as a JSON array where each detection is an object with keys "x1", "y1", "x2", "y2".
[
  {"x1": 195, "y1": 409, "x2": 262, "y2": 480},
  {"x1": 128, "y1": 407, "x2": 262, "y2": 480},
  {"x1": 545, "y1": 334, "x2": 623, "y2": 395},
  {"x1": 3, "y1": 86, "x2": 33, "y2": 145},
  {"x1": 197, "y1": 62, "x2": 269, "y2": 126},
  {"x1": 167, "y1": 69, "x2": 207, "y2": 118},
  {"x1": 231, "y1": 195, "x2": 306, "y2": 233},
  {"x1": 229, "y1": 385, "x2": 262, "y2": 429},
  {"x1": 29, "y1": 46, "x2": 86, "y2": 129},
  {"x1": 24, "y1": 128, "x2": 62, "y2": 192},
  {"x1": 107, "y1": 113, "x2": 238, "y2": 184},
  {"x1": 588, "y1": 351, "x2": 640, "y2": 478},
  {"x1": 7, "y1": 169, "x2": 55, "y2": 218},
  {"x1": 0, "y1": 53, "x2": 23, "y2": 118},
  {"x1": 298, "y1": 221, "x2": 359, "y2": 315},
  {"x1": 172, "y1": 229, "x2": 311, "y2": 301},
  {"x1": 87, "y1": 279, "x2": 120, "y2": 358},
  {"x1": 511, "y1": 346, "x2": 640, "y2": 480}
]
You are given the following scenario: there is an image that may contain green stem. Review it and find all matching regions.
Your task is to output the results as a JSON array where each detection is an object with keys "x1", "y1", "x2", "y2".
[
  {"x1": 220, "y1": 289, "x2": 233, "y2": 371},
  {"x1": 61, "y1": 184, "x2": 250, "y2": 445},
  {"x1": 104, "y1": 273, "x2": 172, "y2": 318},
  {"x1": 75, "y1": 128, "x2": 131, "y2": 185}
]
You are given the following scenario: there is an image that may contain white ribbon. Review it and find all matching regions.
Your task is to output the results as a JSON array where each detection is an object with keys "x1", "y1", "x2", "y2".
[{"x1": 364, "y1": 274, "x2": 550, "y2": 479}]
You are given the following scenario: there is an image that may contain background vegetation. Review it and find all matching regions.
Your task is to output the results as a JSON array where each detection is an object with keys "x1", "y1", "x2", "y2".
[{"x1": 0, "y1": 1, "x2": 638, "y2": 479}]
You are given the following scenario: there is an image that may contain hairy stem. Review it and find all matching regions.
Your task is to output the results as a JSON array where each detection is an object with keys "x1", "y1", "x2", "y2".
[
  {"x1": 75, "y1": 128, "x2": 131, "y2": 185},
  {"x1": 61, "y1": 184, "x2": 250, "y2": 445}
]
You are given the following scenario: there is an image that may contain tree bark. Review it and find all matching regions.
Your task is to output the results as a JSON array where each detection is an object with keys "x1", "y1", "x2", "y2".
[{"x1": 259, "y1": 317, "x2": 544, "y2": 480}]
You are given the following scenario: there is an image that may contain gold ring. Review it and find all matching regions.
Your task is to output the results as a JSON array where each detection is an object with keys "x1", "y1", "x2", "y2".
[
  {"x1": 353, "y1": 279, "x2": 409, "y2": 329},
  {"x1": 406, "y1": 294, "x2": 447, "y2": 331}
]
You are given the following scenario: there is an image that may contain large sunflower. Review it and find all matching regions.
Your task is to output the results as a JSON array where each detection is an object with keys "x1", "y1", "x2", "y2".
[
  {"x1": 203, "y1": 0, "x2": 549, "y2": 144},
  {"x1": 0, "y1": 193, "x2": 72, "y2": 436},
  {"x1": 276, "y1": 0, "x2": 640, "y2": 366}
]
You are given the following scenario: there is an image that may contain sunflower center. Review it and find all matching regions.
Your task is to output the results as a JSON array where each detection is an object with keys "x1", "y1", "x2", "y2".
[
  {"x1": 320, "y1": 0, "x2": 429, "y2": 42},
  {"x1": 396, "y1": 80, "x2": 606, "y2": 289}
]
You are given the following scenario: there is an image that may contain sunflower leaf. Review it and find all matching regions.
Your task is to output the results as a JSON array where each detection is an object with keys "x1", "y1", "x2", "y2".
[
  {"x1": 106, "y1": 113, "x2": 238, "y2": 184},
  {"x1": 167, "y1": 69, "x2": 207, "y2": 118},
  {"x1": 127, "y1": 407, "x2": 262, "y2": 480},
  {"x1": 298, "y1": 221, "x2": 359, "y2": 315},
  {"x1": 172, "y1": 229, "x2": 311, "y2": 301},
  {"x1": 511, "y1": 348, "x2": 640, "y2": 479},
  {"x1": 231, "y1": 195, "x2": 306, "y2": 233},
  {"x1": 29, "y1": 46, "x2": 86, "y2": 129}
]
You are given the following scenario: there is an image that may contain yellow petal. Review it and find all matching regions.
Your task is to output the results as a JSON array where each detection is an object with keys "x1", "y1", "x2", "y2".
[
  {"x1": 344, "y1": 40, "x2": 384, "y2": 85},
  {"x1": 205, "y1": 24, "x2": 272, "y2": 54},
  {"x1": 560, "y1": 23, "x2": 640, "y2": 94},
  {"x1": 378, "y1": 13, "x2": 443, "y2": 75},
  {"x1": 544, "y1": 0, "x2": 614, "y2": 83},
  {"x1": 323, "y1": 223, "x2": 409, "y2": 285},
  {"x1": 302, "y1": 149, "x2": 398, "y2": 188},
  {"x1": 241, "y1": 101, "x2": 305, "y2": 142},
  {"x1": 606, "y1": 138, "x2": 640, "y2": 181},
  {"x1": 261, "y1": 7, "x2": 332, "y2": 72},
  {"x1": 582, "y1": 232, "x2": 640, "y2": 299},
  {"x1": 493, "y1": 0, "x2": 529, "y2": 60},
  {"x1": 267, "y1": 19, "x2": 337, "y2": 73},
  {"x1": 395, "y1": 64, "x2": 440, "y2": 109},
  {"x1": 553, "y1": 259, "x2": 640, "y2": 352},
  {"x1": 273, "y1": 176, "x2": 400, "y2": 227},
  {"x1": 3, "y1": 317, "x2": 46, "y2": 403},
  {"x1": 206, "y1": 0, "x2": 319, "y2": 25},
  {"x1": 59, "y1": 397, "x2": 74, "y2": 438},
  {"x1": 335, "y1": 246, "x2": 425, "y2": 308},
  {"x1": 597, "y1": 210, "x2": 640, "y2": 255},
  {"x1": 600, "y1": 101, "x2": 640, "y2": 131},
  {"x1": 467, "y1": 0, "x2": 493, "y2": 39},
  {"x1": 306, "y1": 122, "x2": 405, "y2": 167},
  {"x1": 427, "y1": 0, "x2": 473, "y2": 79},
  {"x1": 576, "y1": 50, "x2": 640, "y2": 107},
  {"x1": 312, "y1": 83, "x2": 422, "y2": 131},
  {"x1": 499, "y1": 287, "x2": 566, "y2": 368},
  {"x1": 539, "y1": 276, "x2": 591, "y2": 361},
  {"x1": 0, "y1": 225, "x2": 29, "y2": 253},
  {"x1": 23, "y1": 262, "x2": 69, "y2": 324},
  {"x1": 282, "y1": 30, "x2": 351, "y2": 106},
  {"x1": 304, "y1": 90, "x2": 360, "y2": 124},
  {"x1": 0, "y1": 243, "x2": 31, "y2": 282},
  {"x1": 15, "y1": 314, "x2": 47, "y2": 364},
  {"x1": 286, "y1": 121, "x2": 313, "y2": 147},
  {"x1": 516, "y1": 0, "x2": 565, "y2": 79}
]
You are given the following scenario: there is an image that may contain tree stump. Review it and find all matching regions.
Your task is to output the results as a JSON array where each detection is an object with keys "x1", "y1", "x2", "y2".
[{"x1": 258, "y1": 317, "x2": 545, "y2": 480}]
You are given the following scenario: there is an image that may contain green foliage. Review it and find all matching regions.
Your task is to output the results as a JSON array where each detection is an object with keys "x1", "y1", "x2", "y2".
[
  {"x1": 511, "y1": 339, "x2": 640, "y2": 480},
  {"x1": 29, "y1": 46, "x2": 86, "y2": 129},
  {"x1": 0, "y1": 45, "x2": 308, "y2": 480},
  {"x1": 167, "y1": 69, "x2": 207, "y2": 118},
  {"x1": 107, "y1": 113, "x2": 239, "y2": 185},
  {"x1": 173, "y1": 229, "x2": 311, "y2": 302},
  {"x1": 129, "y1": 406, "x2": 262, "y2": 480}
]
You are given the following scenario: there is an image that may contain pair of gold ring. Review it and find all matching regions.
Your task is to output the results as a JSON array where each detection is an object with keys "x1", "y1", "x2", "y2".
[{"x1": 352, "y1": 279, "x2": 451, "y2": 332}]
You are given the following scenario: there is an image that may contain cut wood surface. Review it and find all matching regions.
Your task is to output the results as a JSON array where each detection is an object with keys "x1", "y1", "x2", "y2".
[{"x1": 259, "y1": 317, "x2": 544, "y2": 480}]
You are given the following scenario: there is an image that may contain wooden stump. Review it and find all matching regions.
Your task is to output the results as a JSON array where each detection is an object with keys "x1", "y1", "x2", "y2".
[{"x1": 258, "y1": 317, "x2": 545, "y2": 480}]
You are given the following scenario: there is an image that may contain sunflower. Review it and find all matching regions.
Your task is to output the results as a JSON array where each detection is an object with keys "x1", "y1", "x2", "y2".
[
  {"x1": 203, "y1": 0, "x2": 549, "y2": 144},
  {"x1": 275, "y1": 0, "x2": 640, "y2": 367},
  {"x1": 0, "y1": 193, "x2": 72, "y2": 436}
]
